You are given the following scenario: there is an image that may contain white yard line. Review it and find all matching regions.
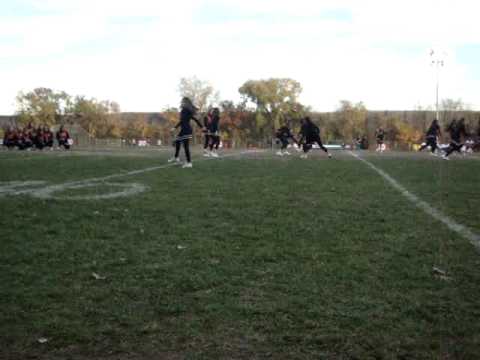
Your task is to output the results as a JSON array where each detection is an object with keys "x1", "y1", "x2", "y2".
[
  {"x1": 348, "y1": 151, "x2": 480, "y2": 251},
  {"x1": 0, "y1": 150, "x2": 263, "y2": 199}
]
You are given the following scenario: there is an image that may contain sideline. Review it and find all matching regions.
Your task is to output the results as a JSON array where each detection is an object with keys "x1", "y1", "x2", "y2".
[{"x1": 349, "y1": 151, "x2": 480, "y2": 252}]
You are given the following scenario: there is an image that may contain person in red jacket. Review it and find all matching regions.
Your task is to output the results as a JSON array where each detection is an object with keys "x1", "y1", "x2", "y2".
[
  {"x1": 56, "y1": 125, "x2": 71, "y2": 150},
  {"x1": 43, "y1": 126, "x2": 54, "y2": 149},
  {"x1": 34, "y1": 126, "x2": 45, "y2": 150},
  {"x1": 3, "y1": 126, "x2": 18, "y2": 149}
]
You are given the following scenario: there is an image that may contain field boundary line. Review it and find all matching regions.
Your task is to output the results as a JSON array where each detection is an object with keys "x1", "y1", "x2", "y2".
[{"x1": 349, "y1": 151, "x2": 480, "y2": 252}]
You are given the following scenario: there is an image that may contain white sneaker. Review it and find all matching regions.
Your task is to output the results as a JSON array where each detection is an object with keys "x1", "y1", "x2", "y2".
[
  {"x1": 283, "y1": 151, "x2": 291, "y2": 155},
  {"x1": 276, "y1": 151, "x2": 284, "y2": 156},
  {"x1": 328, "y1": 153, "x2": 332, "y2": 158},
  {"x1": 203, "y1": 151, "x2": 211, "y2": 157},
  {"x1": 300, "y1": 154, "x2": 308, "y2": 159},
  {"x1": 211, "y1": 151, "x2": 219, "y2": 158},
  {"x1": 442, "y1": 155, "x2": 449, "y2": 160},
  {"x1": 168, "y1": 157, "x2": 181, "y2": 164},
  {"x1": 182, "y1": 162, "x2": 193, "y2": 168}
]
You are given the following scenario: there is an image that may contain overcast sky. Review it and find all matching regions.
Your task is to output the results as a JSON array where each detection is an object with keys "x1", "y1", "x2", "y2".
[{"x1": 1, "y1": 0, "x2": 479, "y2": 114}]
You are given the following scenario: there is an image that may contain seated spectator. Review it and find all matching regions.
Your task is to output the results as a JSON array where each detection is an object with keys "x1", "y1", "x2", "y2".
[
  {"x1": 34, "y1": 126, "x2": 45, "y2": 150},
  {"x1": 16, "y1": 127, "x2": 26, "y2": 150},
  {"x1": 22, "y1": 127, "x2": 34, "y2": 150},
  {"x1": 3, "y1": 127, "x2": 18, "y2": 149},
  {"x1": 43, "y1": 126, "x2": 54, "y2": 149},
  {"x1": 56, "y1": 125, "x2": 71, "y2": 150}
]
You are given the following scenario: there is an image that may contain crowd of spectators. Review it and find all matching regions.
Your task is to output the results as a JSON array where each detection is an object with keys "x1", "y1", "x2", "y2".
[{"x1": 2, "y1": 123, "x2": 72, "y2": 150}]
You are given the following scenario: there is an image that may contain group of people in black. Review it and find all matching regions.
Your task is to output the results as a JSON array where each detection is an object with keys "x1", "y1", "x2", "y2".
[
  {"x1": 168, "y1": 97, "x2": 333, "y2": 168},
  {"x1": 2, "y1": 123, "x2": 72, "y2": 151},
  {"x1": 418, "y1": 118, "x2": 480, "y2": 159},
  {"x1": 275, "y1": 117, "x2": 332, "y2": 159}
]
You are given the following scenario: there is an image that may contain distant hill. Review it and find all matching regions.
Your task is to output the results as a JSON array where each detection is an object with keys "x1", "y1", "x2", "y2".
[
  {"x1": 115, "y1": 112, "x2": 169, "y2": 126},
  {"x1": 0, "y1": 115, "x2": 17, "y2": 128}
]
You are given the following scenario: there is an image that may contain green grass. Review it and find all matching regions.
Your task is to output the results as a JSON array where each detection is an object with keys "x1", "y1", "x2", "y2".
[{"x1": 1, "y1": 148, "x2": 479, "y2": 359}]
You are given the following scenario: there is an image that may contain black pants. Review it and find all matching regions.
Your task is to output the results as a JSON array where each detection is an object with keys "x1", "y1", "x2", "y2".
[
  {"x1": 445, "y1": 142, "x2": 463, "y2": 157},
  {"x1": 175, "y1": 139, "x2": 191, "y2": 162},
  {"x1": 35, "y1": 140, "x2": 45, "y2": 150},
  {"x1": 279, "y1": 137, "x2": 289, "y2": 150},
  {"x1": 209, "y1": 135, "x2": 220, "y2": 151},
  {"x1": 204, "y1": 135, "x2": 211, "y2": 149},
  {"x1": 3, "y1": 140, "x2": 16, "y2": 149},
  {"x1": 419, "y1": 137, "x2": 437, "y2": 153},
  {"x1": 304, "y1": 136, "x2": 328, "y2": 153},
  {"x1": 59, "y1": 140, "x2": 70, "y2": 150}
]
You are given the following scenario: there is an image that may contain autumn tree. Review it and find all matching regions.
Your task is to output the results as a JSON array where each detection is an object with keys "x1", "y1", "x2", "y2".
[
  {"x1": 71, "y1": 97, "x2": 121, "y2": 138},
  {"x1": 238, "y1": 78, "x2": 302, "y2": 139},
  {"x1": 15, "y1": 88, "x2": 72, "y2": 126},
  {"x1": 178, "y1": 77, "x2": 219, "y2": 113},
  {"x1": 335, "y1": 100, "x2": 368, "y2": 143}
]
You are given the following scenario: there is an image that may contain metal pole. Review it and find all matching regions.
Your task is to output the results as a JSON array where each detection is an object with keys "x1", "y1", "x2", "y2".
[
  {"x1": 430, "y1": 49, "x2": 444, "y2": 121},
  {"x1": 436, "y1": 62, "x2": 440, "y2": 120}
]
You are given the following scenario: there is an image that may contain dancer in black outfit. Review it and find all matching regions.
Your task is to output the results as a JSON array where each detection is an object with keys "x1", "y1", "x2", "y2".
[
  {"x1": 443, "y1": 118, "x2": 469, "y2": 160},
  {"x1": 375, "y1": 127, "x2": 385, "y2": 152},
  {"x1": 298, "y1": 117, "x2": 331, "y2": 159},
  {"x1": 203, "y1": 108, "x2": 220, "y2": 157},
  {"x1": 275, "y1": 124, "x2": 298, "y2": 156},
  {"x1": 168, "y1": 97, "x2": 204, "y2": 168},
  {"x1": 419, "y1": 119, "x2": 441, "y2": 155}
]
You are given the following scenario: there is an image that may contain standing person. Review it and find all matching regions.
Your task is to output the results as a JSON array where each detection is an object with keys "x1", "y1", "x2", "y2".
[
  {"x1": 418, "y1": 119, "x2": 442, "y2": 155},
  {"x1": 168, "y1": 97, "x2": 204, "y2": 168},
  {"x1": 203, "y1": 108, "x2": 214, "y2": 157},
  {"x1": 202, "y1": 108, "x2": 221, "y2": 158},
  {"x1": 56, "y1": 125, "x2": 71, "y2": 150},
  {"x1": 207, "y1": 107, "x2": 221, "y2": 157},
  {"x1": 298, "y1": 117, "x2": 331, "y2": 159},
  {"x1": 275, "y1": 123, "x2": 298, "y2": 156},
  {"x1": 443, "y1": 118, "x2": 469, "y2": 160},
  {"x1": 375, "y1": 127, "x2": 386, "y2": 152}
]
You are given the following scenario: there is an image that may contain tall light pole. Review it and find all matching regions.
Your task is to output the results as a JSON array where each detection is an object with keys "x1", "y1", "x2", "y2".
[{"x1": 430, "y1": 49, "x2": 445, "y2": 120}]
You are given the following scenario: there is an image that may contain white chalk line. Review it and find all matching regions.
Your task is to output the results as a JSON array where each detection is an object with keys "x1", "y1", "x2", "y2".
[
  {"x1": 349, "y1": 151, "x2": 480, "y2": 251},
  {"x1": 0, "y1": 150, "x2": 263, "y2": 200}
]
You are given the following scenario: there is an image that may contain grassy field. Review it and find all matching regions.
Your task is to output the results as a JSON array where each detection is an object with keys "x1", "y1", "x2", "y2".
[{"x1": 1, "y1": 148, "x2": 479, "y2": 359}]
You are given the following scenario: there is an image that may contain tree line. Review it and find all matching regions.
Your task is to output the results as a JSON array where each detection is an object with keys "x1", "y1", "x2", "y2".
[{"x1": 4, "y1": 78, "x2": 479, "y2": 149}]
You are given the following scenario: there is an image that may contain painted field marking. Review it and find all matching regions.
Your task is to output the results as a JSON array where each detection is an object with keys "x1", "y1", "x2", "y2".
[
  {"x1": 0, "y1": 150, "x2": 263, "y2": 200},
  {"x1": 349, "y1": 151, "x2": 480, "y2": 251}
]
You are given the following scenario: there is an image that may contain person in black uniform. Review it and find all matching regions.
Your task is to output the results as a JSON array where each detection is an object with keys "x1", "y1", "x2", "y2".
[
  {"x1": 168, "y1": 97, "x2": 204, "y2": 168},
  {"x1": 375, "y1": 127, "x2": 385, "y2": 152},
  {"x1": 298, "y1": 117, "x2": 331, "y2": 159},
  {"x1": 443, "y1": 118, "x2": 469, "y2": 160},
  {"x1": 275, "y1": 124, "x2": 298, "y2": 156},
  {"x1": 208, "y1": 108, "x2": 221, "y2": 156},
  {"x1": 203, "y1": 108, "x2": 214, "y2": 156},
  {"x1": 418, "y1": 119, "x2": 441, "y2": 155},
  {"x1": 203, "y1": 107, "x2": 221, "y2": 157}
]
